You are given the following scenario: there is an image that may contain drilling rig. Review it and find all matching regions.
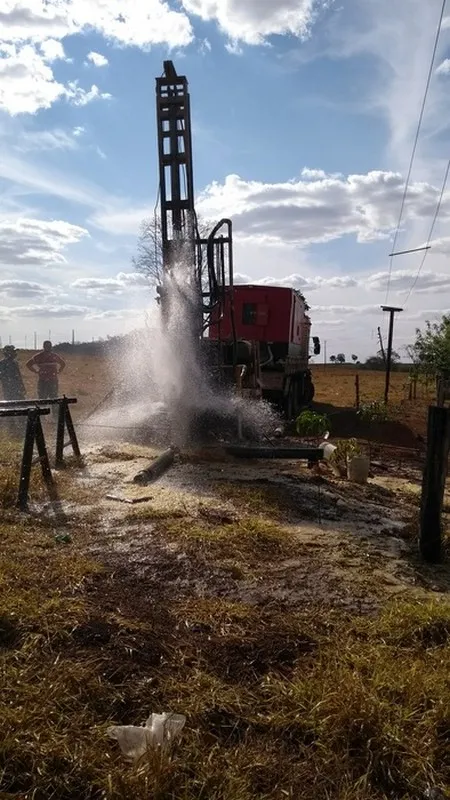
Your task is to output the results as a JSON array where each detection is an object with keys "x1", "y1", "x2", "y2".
[{"x1": 155, "y1": 61, "x2": 319, "y2": 433}]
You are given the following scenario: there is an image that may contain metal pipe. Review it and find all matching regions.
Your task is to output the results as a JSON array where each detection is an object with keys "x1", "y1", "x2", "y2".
[
  {"x1": 225, "y1": 445, "x2": 323, "y2": 461},
  {"x1": 133, "y1": 446, "x2": 178, "y2": 485}
]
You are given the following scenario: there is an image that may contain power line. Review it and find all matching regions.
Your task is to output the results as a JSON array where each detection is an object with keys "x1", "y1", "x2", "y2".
[
  {"x1": 385, "y1": 0, "x2": 447, "y2": 303},
  {"x1": 403, "y1": 156, "x2": 450, "y2": 305}
]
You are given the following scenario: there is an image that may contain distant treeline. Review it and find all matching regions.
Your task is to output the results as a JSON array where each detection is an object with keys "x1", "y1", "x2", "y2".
[{"x1": 53, "y1": 331, "x2": 146, "y2": 356}]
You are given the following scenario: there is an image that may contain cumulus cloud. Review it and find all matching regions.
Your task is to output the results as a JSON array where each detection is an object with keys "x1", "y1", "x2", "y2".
[
  {"x1": 366, "y1": 269, "x2": 450, "y2": 294},
  {"x1": 313, "y1": 317, "x2": 345, "y2": 324},
  {"x1": 181, "y1": 0, "x2": 325, "y2": 46},
  {"x1": 0, "y1": 0, "x2": 193, "y2": 114},
  {"x1": 0, "y1": 218, "x2": 88, "y2": 267},
  {"x1": 65, "y1": 81, "x2": 111, "y2": 107},
  {"x1": 313, "y1": 305, "x2": 382, "y2": 317},
  {"x1": 39, "y1": 38, "x2": 65, "y2": 61},
  {"x1": 197, "y1": 170, "x2": 448, "y2": 246},
  {"x1": 0, "y1": 0, "x2": 330, "y2": 114},
  {"x1": 1, "y1": 0, "x2": 193, "y2": 48},
  {"x1": 0, "y1": 42, "x2": 110, "y2": 114},
  {"x1": 72, "y1": 272, "x2": 149, "y2": 294},
  {"x1": 0, "y1": 279, "x2": 52, "y2": 298},
  {"x1": 0, "y1": 43, "x2": 67, "y2": 115},
  {"x1": 436, "y1": 58, "x2": 450, "y2": 76},
  {"x1": 234, "y1": 271, "x2": 357, "y2": 291},
  {"x1": 0, "y1": 304, "x2": 91, "y2": 318},
  {"x1": 86, "y1": 50, "x2": 108, "y2": 67},
  {"x1": 85, "y1": 308, "x2": 144, "y2": 320}
]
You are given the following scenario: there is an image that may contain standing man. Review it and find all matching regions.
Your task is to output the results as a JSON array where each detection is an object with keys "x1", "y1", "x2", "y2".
[
  {"x1": 0, "y1": 345, "x2": 26, "y2": 400},
  {"x1": 26, "y1": 340, "x2": 66, "y2": 399}
]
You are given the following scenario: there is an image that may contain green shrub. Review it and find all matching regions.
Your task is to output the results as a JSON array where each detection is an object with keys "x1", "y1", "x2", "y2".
[{"x1": 295, "y1": 410, "x2": 330, "y2": 437}]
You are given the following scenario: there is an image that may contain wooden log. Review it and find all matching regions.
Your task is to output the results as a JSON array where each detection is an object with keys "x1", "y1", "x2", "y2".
[{"x1": 419, "y1": 406, "x2": 450, "y2": 563}]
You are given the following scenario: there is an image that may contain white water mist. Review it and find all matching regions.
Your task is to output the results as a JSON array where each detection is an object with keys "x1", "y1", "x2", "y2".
[{"x1": 90, "y1": 259, "x2": 279, "y2": 445}]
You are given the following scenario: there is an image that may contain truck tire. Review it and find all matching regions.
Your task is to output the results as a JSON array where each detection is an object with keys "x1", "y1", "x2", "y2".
[{"x1": 284, "y1": 377, "x2": 300, "y2": 420}]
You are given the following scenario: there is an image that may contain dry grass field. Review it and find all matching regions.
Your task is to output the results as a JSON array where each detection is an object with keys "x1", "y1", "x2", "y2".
[
  {"x1": 0, "y1": 351, "x2": 449, "y2": 800},
  {"x1": 13, "y1": 350, "x2": 434, "y2": 430}
]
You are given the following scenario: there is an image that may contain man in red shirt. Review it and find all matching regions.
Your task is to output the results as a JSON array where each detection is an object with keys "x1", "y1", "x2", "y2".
[{"x1": 26, "y1": 340, "x2": 66, "y2": 399}]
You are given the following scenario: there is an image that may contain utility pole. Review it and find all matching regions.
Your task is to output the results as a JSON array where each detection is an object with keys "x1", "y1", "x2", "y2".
[
  {"x1": 72, "y1": 329, "x2": 75, "y2": 346},
  {"x1": 381, "y1": 306, "x2": 403, "y2": 404},
  {"x1": 34, "y1": 332, "x2": 37, "y2": 350},
  {"x1": 377, "y1": 326, "x2": 386, "y2": 364},
  {"x1": 324, "y1": 339, "x2": 327, "y2": 369}
]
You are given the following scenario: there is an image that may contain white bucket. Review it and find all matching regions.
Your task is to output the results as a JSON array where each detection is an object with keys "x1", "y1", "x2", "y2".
[
  {"x1": 321, "y1": 442, "x2": 337, "y2": 461},
  {"x1": 321, "y1": 442, "x2": 345, "y2": 477},
  {"x1": 347, "y1": 455, "x2": 370, "y2": 484}
]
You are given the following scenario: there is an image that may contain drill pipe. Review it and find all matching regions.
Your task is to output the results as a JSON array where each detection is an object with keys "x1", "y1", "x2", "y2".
[{"x1": 133, "y1": 446, "x2": 178, "y2": 485}]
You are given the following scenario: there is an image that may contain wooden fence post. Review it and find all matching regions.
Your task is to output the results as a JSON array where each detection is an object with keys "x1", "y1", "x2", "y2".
[
  {"x1": 419, "y1": 405, "x2": 450, "y2": 563},
  {"x1": 354, "y1": 374, "x2": 360, "y2": 409}
]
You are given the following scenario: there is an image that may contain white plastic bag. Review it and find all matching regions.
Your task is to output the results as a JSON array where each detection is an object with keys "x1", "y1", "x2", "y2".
[{"x1": 107, "y1": 712, "x2": 186, "y2": 762}]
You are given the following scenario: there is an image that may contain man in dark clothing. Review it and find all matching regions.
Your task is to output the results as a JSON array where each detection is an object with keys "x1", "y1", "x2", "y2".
[
  {"x1": 0, "y1": 345, "x2": 26, "y2": 400},
  {"x1": 26, "y1": 340, "x2": 65, "y2": 399}
]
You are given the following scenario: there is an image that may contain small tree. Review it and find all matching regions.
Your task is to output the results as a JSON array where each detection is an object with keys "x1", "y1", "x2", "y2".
[
  {"x1": 330, "y1": 355, "x2": 336, "y2": 364},
  {"x1": 351, "y1": 354, "x2": 358, "y2": 363},
  {"x1": 411, "y1": 314, "x2": 450, "y2": 378},
  {"x1": 336, "y1": 353, "x2": 346, "y2": 364},
  {"x1": 132, "y1": 213, "x2": 210, "y2": 286},
  {"x1": 365, "y1": 350, "x2": 400, "y2": 370},
  {"x1": 380, "y1": 348, "x2": 400, "y2": 364}
]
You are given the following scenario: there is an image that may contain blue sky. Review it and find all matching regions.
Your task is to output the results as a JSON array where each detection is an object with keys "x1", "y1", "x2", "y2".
[{"x1": 1, "y1": 0, "x2": 450, "y2": 359}]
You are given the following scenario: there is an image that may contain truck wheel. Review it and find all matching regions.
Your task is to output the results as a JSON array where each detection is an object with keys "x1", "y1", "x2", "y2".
[
  {"x1": 304, "y1": 375, "x2": 315, "y2": 404},
  {"x1": 284, "y1": 380, "x2": 294, "y2": 420}
]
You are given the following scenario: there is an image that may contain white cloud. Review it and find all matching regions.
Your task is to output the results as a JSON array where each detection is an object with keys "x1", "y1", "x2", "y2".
[
  {"x1": 39, "y1": 38, "x2": 65, "y2": 61},
  {"x1": 85, "y1": 308, "x2": 145, "y2": 320},
  {"x1": 199, "y1": 38, "x2": 211, "y2": 54},
  {"x1": 90, "y1": 206, "x2": 153, "y2": 235},
  {"x1": 366, "y1": 269, "x2": 450, "y2": 294},
  {"x1": 197, "y1": 170, "x2": 448, "y2": 246},
  {"x1": 423, "y1": 235, "x2": 450, "y2": 254},
  {"x1": 0, "y1": 150, "x2": 110, "y2": 208},
  {"x1": 0, "y1": 304, "x2": 91, "y2": 318},
  {"x1": 234, "y1": 271, "x2": 357, "y2": 291},
  {"x1": 86, "y1": 50, "x2": 108, "y2": 67},
  {"x1": 0, "y1": 218, "x2": 88, "y2": 267},
  {"x1": 312, "y1": 304, "x2": 382, "y2": 315},
  {"x1": 65, "y1": 81, "x2": 111, "y2": 107},
  {"x1": 0, "y1": 43, "x2": 67, "y2": 114},
  {"x1": 15, "y1": 127, "x2": 82, "y2": 151},
  {"x1": 436, "y1": 58, "x2": 450, "y2": 76},
  {"x1": 0, "y1": 42, "x2": 111, "y2": 115},
  {"x1": 0, "y1": 0, "x2": 194, "y2": 48},
  {"x1": 314, "y1": 316, "x2": 344, "y2": 324},
  {"x1": 0, "y1": 279, "x2": 51, "y2": 298},
  {"x1": 181, "y1": 0, "x2": 325, "y2": 45},
  {"x1": 327, "y1": 0, "x2": 450, "y2": 176},
  {"x1": 225, "y1": 40, "x2": 243, "y2": 55},
  {"x1": 71, "y1": 272, "x2": 149, "y2": 294}
]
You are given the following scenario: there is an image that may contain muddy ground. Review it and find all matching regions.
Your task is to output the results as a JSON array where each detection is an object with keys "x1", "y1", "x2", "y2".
[{"x1": 37, "y1": 438, "x2": 450, "y2": 621}]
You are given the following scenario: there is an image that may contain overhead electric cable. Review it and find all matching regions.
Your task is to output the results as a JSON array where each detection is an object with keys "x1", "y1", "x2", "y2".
[
  {"x1": 385, "y1": 0, "x2": 447, "y2": 303},
  {"x1": 403, "y1": 157, "x2": 450, "y2": 305}
]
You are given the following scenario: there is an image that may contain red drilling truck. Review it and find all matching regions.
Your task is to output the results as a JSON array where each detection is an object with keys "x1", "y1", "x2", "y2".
[{"x1": 208, "y1": 284, "x2": 320, "y2": 418}]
